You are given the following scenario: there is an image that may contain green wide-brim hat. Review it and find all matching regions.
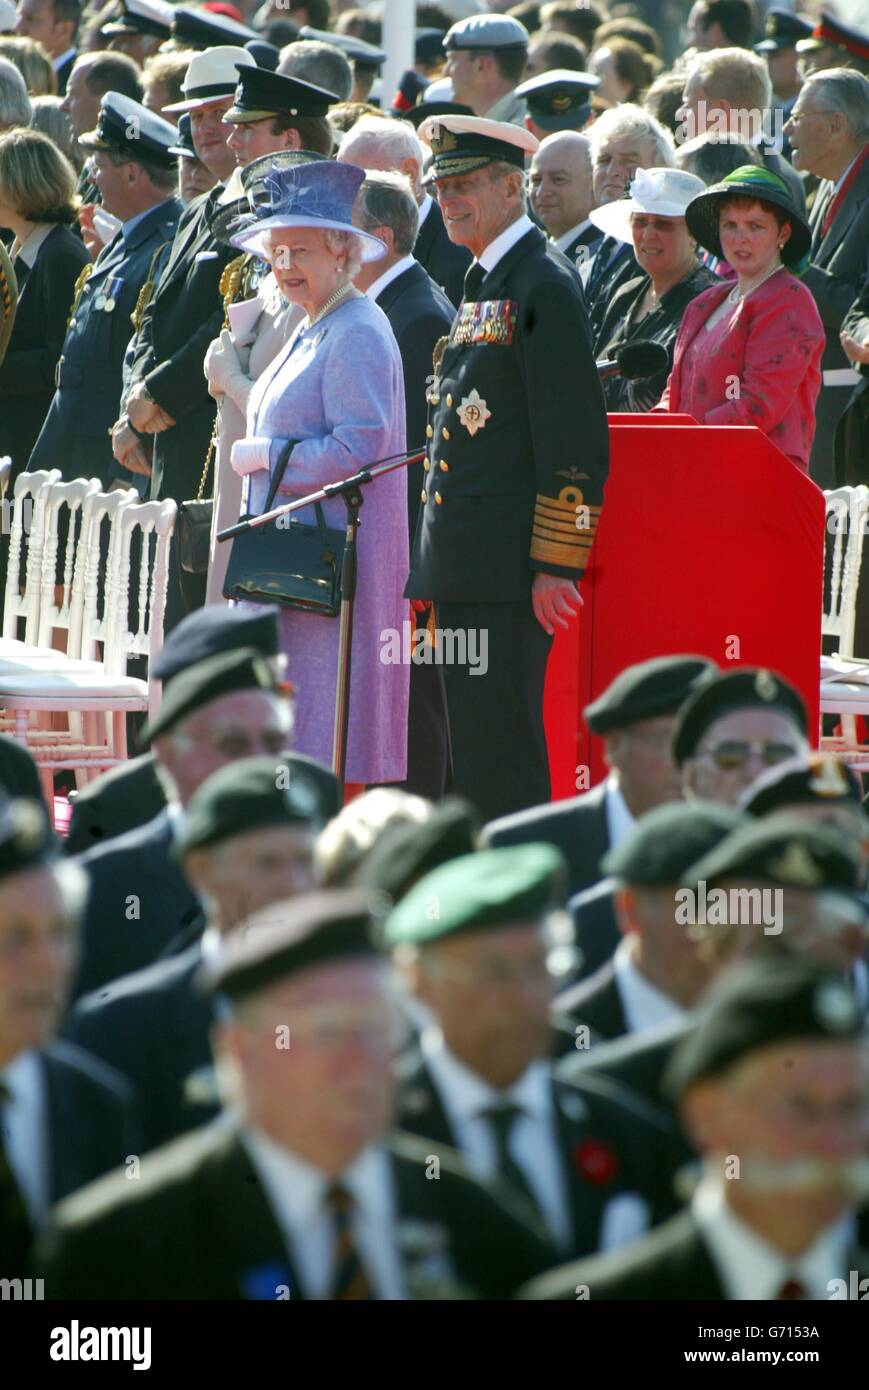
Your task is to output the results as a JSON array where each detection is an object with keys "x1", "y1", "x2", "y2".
[{"x1": 685, "y1": 165, "x2": 812, "y2": 271}]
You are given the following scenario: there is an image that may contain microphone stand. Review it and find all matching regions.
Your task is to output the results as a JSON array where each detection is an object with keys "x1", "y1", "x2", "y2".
[{"x1": 216, "y1": 446, "x2": 426, "y2": 793}]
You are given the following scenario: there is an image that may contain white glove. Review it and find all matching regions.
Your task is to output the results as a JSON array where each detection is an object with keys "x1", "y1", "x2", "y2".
[
  {"x1": 230, "y1": 436, "x2": 271, "y2": 477},
  {"x1": 204, "y1": 328, "x2": 249, "y2": 400}
]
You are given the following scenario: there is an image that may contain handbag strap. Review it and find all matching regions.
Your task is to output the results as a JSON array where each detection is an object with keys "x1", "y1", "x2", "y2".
[{"x1": 263, "y1": 438, "x2": 298, "y2": 513}]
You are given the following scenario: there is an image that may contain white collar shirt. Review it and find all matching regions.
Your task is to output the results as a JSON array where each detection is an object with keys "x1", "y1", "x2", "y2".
[
  {"x1": 421, "y1": 1029, "x2": 573, "y2": 1251},
  {"x1": 417, "y1": 192, "x2": 434, "y2": 229},
  {"x1": 242, "y1": 1131, "x2": 405, "y2": 1299},
  {"x1": 554, "y1": 218, "x2": 593, "y2": 254},
  {"x1": 365, "y1": 253, "x2": 416, "y2": 302},
  {"x1": 15, "y1": 223, "x2": 53, "y2": 269},
  {"x1": 693, "y1": 1176, "x2": 852, "y2": 1300},
  {"x1": 0, "y1": 1050, "x2": 48, "y2": 1225},
  {"x1": 612, "y1": 936, "x2": 685, "y2": 1034},
  {"x1": 604, "y1": 773, "x2": 635, "y2": 849},
  {"x1": 477, "y1": 211, "x2": 534, "y2": 275}
]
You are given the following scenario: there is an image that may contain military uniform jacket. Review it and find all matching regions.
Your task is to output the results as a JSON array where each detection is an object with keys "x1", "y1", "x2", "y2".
[
  {"x1": 34, "y1": 1124, "x2": 555, "y2": 1299},
  {"x1": 405, "y1": 223, "x2": 609, "y2": 603},
  {"x1": 124, "y1": 186, "x2": 235, "y2": 501},
  {"x1": 29, "y1": 198, "x2": 182, "y2": 485}
]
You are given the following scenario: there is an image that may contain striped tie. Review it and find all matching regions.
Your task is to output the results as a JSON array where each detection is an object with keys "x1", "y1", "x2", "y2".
[{"x1": 325, "y1": 1182, "x2": 374, "y2": 1301}]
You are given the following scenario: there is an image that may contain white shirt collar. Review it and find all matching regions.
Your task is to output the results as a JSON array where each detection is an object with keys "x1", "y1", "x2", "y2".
[
  {"x1": 693, "y1": 1175, "x2": 853, "y2": 1300},
  {"x1": 243, "y1": 1129, "x2": 393, "y2": 1228},
  {"x1": 14, "y1": 224, "x2": 53, "y2": 269},
  {"x1": 417, "y1": 192, "x2": 434, "y2": 228},
  {"x1": 477, "y1": 212, "x2": 534, "y2": 274},
  {"x1": 365, "y1": 253, "x2": 416, "y2": 303},
  {"x1": 420, "y1": 1027, "x2": 553, "y2": 1124},
  {"x1": 1, "y1": 1048, "x2": 41, "y2": 1104},
  {"x1": 53, "y1": 46, "x2": 76, "y2": 71},
  {"x1": 604, "y1": 773, "x2": 635, "y2": 848},
  {"x1": 554, "y1": 218, "x2": 593, "y2": 253},
  {"x1": 612, "y1": 936, "x2": 685, "y2": 1033}
]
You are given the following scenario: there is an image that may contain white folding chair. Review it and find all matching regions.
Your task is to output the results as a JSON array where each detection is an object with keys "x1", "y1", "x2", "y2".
[
  {"x1": 0, "y1": 469, "x2": 61, "y2": 655},
  {"x1": 0, "y1": 498, "x2": 176, "y2": 811},
  {"x1": 819, "y1": 486, "x2": 869, "y2": 767}
]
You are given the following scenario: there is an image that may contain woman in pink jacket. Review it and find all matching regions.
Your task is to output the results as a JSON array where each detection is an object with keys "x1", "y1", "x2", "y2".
[{"x1": 656, "y1": 166, "x2": 823, "y2": 473}]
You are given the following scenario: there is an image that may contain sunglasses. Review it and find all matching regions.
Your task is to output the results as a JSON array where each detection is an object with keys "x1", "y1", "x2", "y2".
[{"x1": 697, "y1": 739, "x2": 800, "y2": 770}]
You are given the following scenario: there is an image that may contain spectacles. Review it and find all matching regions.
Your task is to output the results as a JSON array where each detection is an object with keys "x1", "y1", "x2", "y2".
[
  {"x1": 174, "y1": 727, "x2": 290, "y2": 758},
  {"x1": 696, "y1": 739, "x2": 801, "y2": 770},
  {"x1": 785, "y1": 106, "x2": 837, "y2": 123}
]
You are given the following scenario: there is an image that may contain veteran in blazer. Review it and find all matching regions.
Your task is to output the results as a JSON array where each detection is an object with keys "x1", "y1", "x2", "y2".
[
  {"x1": 524, "y1": 958, "x2": 869, "y2": 1299},
  {"x1": 29, "y1": 94, "x2": 182, "y2": 485},
  {"x1": 786, "y1": 68, "x2": 869, "y2": 486},
  {"x1": 36, "y1": 893, "x2": 555, "y2": 1300},
  {"x1": 405, "y1": 115, "x2": 609, "y2": 824}
]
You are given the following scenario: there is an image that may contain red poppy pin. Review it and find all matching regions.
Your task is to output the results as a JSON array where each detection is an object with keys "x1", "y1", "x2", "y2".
[{"x1": 573, "y1": 1138, "x2": 619, "y2": 1185}]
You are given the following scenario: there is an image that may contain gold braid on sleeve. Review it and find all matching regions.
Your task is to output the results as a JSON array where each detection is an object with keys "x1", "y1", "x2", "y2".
[
  {"x1": 129, "y1": 237, "x2": 174, "y2": 334},
  {"x1": 65, "y1": 263, "x2": 93, "y2": 331}
]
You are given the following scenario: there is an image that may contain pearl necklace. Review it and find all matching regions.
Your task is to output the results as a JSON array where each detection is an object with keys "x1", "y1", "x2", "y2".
[
  {"x1": 727, "y1": 260, "x2": 783, "y2": 305},
  {"x1": 307, "y1": 281, "x2": 356, "y2": 328}
]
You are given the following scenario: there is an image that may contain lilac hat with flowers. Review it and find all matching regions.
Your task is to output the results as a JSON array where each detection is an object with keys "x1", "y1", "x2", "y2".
[{"x1": 229, "y1": 160, "x2": 387, "y2": 262}]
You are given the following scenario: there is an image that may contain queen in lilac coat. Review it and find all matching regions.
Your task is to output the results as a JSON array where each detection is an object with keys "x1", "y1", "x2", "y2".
[{"x1": 228, "y1": 162, "x2": 409, "y2": 783}]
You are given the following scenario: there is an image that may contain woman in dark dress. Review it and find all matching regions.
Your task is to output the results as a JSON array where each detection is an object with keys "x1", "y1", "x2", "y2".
[
  {"x1": 0, "y1": 127, "x2": 89, "y2": 479},
  {"x1": 591, "y1": 167, "x2": 717, "y2": 412}
]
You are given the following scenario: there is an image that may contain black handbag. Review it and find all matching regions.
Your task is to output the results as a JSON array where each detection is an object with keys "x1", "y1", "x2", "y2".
[
  {"x1": 176, "y1": 426, "x2": 215, "y2": 575},
  {"x1": 223, "y1": 439, "x2": 346, "y2": 616}
]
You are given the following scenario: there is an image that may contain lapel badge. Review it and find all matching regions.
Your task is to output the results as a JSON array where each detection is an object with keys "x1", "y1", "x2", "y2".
[{"x1": 457, "y1": 388, "x2": 491, "y2": 437}]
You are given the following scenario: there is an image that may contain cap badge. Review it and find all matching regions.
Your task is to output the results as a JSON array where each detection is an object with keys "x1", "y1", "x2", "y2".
[
  {"x1": 809, "y1": 757, "x2": 849, "y2": 798},
  {"x1": 766, "y1": 841, "x2": 823, "y2": 887},
  {"x1": 430, "y1": 125, "x2": 458, "y2": 154},
  {"x1": 754, "y1": 669, "x2": 778, "y2": 701},
  {"x1": 553, "y1": 94, "x2": 572, "y2": 111},
  {"x1": 813, "y1": 980, "x2": 859, "y2": 1032},
  {"x1": 457, "y1": 389, "x2": 491, "y2": 436}
]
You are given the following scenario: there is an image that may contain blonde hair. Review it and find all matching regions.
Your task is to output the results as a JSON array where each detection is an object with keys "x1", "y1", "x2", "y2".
[
  {"x1": 0, "y1": 36, "x2": 57, "y2": 97},
  {"x1": 0, "y1": 126, "x2": 79, "y2": 223}
]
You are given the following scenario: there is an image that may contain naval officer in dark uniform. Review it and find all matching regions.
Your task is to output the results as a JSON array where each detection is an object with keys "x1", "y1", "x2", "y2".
[
  {"x1": 405, "y1": 114, "x2": 609, "y2": 824},
  {"x1": 29, "y1": 93, "x2": 182, "y2": 485}
]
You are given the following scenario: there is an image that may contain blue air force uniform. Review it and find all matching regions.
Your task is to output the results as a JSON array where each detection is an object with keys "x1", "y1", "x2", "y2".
[
  {"x1": 29, "y1": 94, "x2": 182, "y2": 485},
  {"x1": 405, "y1": 117, "x2": 609, "y2": 823}
]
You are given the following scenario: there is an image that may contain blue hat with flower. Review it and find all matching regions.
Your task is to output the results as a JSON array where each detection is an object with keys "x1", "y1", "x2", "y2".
[{"x1": 229, "y1": 160, "x2": 387, "y2": 262}]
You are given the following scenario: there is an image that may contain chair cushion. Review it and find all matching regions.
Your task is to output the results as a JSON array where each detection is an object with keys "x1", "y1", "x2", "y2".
[{"x1": 0, "y1": 670, "x2": 148, "y2": 698}]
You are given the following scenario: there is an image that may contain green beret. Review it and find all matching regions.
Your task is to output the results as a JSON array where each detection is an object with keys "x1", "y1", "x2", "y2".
[
  {"x1": 176, "y1": 755, "x2": 333, "y2": 859},
  {"x1": 602, "y1": 801, "x2": 748, "y2": 886},
  {"x1": 672, "y1": 667, "x2": 807, "y2": 766},
  {"x1": 680, "y1": 812, "x2": 860, "y2": 894},
  {"x1": 382, "y1": 844, "x2": 567, "y2": 949},
  {"x1": 0, "y1": 799, "x2": 56, "y2": 882},
  {"x1": 741, "y1": 753, "x2": 862, "y2": 817},
  {"x1": 664, "y1": 956, "x2": 865, "y2": 1098},
  {"x1": 139, "y1": 646, "x2": 280, "y2": 747},
  {"x1": 200, "y1": 889, "x2": 385, "y2": 1002},
  {"x1": 357, "y1": 797, "x2": 480, "y2": 902},
  {"x1": 584, "y1": 655, "x2": 715, "y2": 735}
]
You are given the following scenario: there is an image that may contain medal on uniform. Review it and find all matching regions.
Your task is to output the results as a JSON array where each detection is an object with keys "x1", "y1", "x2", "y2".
[{"x1": 457, "y1": 389, "x2": 491, "y2": 436}]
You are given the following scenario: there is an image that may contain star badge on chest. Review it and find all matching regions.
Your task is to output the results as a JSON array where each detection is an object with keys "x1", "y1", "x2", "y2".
[{"x1": 457, "y1": 389, "x2": 491, "y2": 437}]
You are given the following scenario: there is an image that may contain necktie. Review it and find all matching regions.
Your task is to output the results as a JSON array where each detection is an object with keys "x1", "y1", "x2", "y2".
[
  {"x1": 325, "y1": 1182, "x2": 374, "y2": 1300},
  {"x1": 463, "y1": 261, "x2": 485, "y2": 303},
  {"x1": 0, "y1": 1084, "x2": 33, "y2": 1280},
  {"x1": 480, "y1": 1103, "x2": 542, "y2": 1219},
  {"x1": 776, "y1": 1277, "x2": 808, "y2": 1300}
]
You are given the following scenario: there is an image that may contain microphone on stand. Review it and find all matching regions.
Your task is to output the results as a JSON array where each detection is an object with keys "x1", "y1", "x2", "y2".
[{"x1": 595, "y1": 340, "x2": 669, "y2": 382}]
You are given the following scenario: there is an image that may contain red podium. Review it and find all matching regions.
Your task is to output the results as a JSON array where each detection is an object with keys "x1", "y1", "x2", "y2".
[{"x1": 543, "y1": 420, "x2": 825, "y2": 799}]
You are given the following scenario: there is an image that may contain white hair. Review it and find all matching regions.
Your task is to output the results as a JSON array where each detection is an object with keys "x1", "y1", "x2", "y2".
[
  {"x1": 0, "y1": 58, "x2": 31, "y2": 129},
  {"x1": 804, "y1": 68, "x2": 869, "y2": 143},
  {"x1": 590, "y1": 102, "x2": 675, "y2": 168},
  {"x1": 337, "y1": 115, "x2": 425, "y2": 174}
]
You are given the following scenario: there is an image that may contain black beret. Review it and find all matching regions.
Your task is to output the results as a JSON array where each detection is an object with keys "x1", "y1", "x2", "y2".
[
  {"x1": 672, "y1": 668, "x2": 807, "y2": 766},
  {"x1": 152, "y1": 604, "x2": 280, "y2": 683},
  {"x1": 357, "y1": 797, "x2": 480, "y2": 902},
  {"x1": 0, "y1": 799, "x2": 56, "y2": 882},
  {"x1": 742, "y1": 754, "x2": 863, "y2": 817},
  {"x1": 584, "y1": 655, "x2": 716, "y2": 735},
  {"x1": 139, "y1": 646, "x2": 280, "y2": 747},
  {"x1": 168, "y1": 114, "x2": 197, "y2": 162},
  {"x1": 201, "y1": 889, "x2": 384, "y2": 1002},
  {"x1": 176, "y1": 754, "x2": 334, "y2": 858},
  {"x1": 680, "y1": 812, "x2": 860, "y2": 894},
  {"x1": 403, "y1": 99, "x2": 473, "y2": 129},
  {"x1": 245, "y1": 39, "x2": 280, "y2": 72},
  {"x1": 664, "y1": 956, "x2": 865, "y2": 1098},
  {"x1": 602, "y1": 801, "x2": 748, "y2": 886}
]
